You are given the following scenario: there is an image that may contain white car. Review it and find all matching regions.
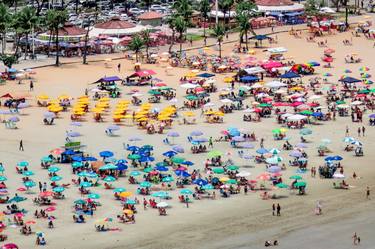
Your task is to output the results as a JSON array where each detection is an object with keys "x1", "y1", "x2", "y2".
[{"x1": 129, "y1": 8, "x2": 144, "y2": 15}]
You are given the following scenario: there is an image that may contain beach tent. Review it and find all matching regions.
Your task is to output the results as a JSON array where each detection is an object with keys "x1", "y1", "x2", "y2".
[
  {"x1": 279, "y1": 71, "x2": 301, "y2": 79},
  {"x1": 240, "y1": 75, "x2": 259, "y2": 83},
  {"x1": 244, "y1": 67, "x2": 265, "y2": 75},
  {"x1": 249, "y1": 35, "x2": 271, "y2": 41},
  {"x1": 129, "y1": 70, "x2": 156, "y2": 78},
  {"x1": 339, "y1": 76, "x2": 362, "y2": 84},
  {"x1": 197, "y1": 73, "x2": 215, "y2": 78},
  {"x1": 95, "y1": 76, "x2": 122, "y2": 83}
]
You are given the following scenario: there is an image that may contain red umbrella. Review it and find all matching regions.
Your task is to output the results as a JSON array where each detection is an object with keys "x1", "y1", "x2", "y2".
[
  {"x1": 25, "y1": 220, "x2": 36, "y2": 225},
  {"x1": 273, "y1": 102, "x2": 289, "y2": 107},
  {"x1": 155, "y1": 82, "x2": 167, "y2": 87},
  {"x1": 50, "y1": 148, "x2": 64, "y2": 155},
  {"x1": 39, "y1": 191, "x2": 53, "y2": 197},
  {"x1": 17, "y1": 187, "x2": 26, "y2": 192},
  {"x1": 14, "y1": 213, "x2": 24, "y2": 218},
  {"x1": 257, "y1": 173, "x2": 271, "y2": 181},
  {"x1": 324, "y1": 48, "x2": 335, "y2": 54},
  {"x1": 2, "y1": 243, "x2": 18, "y2": 249},
  {"x1": 45, "y1": 206, "x2": 56, "y2": 212}
]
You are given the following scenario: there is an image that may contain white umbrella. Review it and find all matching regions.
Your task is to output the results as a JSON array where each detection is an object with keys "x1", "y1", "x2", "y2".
[
  {"x1": 236, "y1": 171, "x2": 251, "y2": 177},
  {"x1": 156, "y1": 202, "x2": 169, "y2": 208},
  {"x1": 287, "y1": 114, "x2": 307, "y2": 121},
  {"x1": 333, "y1": 173, "x2": 345, "y2": 179},
  {"x1": 180, "y1": 83, "x2": 197, "y2": 89},
  {"x1": 221, "y1": 98, "x2": 233, "y2": 103}
]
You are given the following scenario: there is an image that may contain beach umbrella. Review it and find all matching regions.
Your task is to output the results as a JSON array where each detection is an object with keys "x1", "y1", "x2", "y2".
[
  {"x1": 175, "y1": 170, "x2": 190, "y2": 178},
  {"x1": 207, "y1": 150, "x2": 223, "y2": 158},
  {"x1": 113, "y1": 187, "x2": 126, "y2": 193},
  {"x1": 257, "y1": 173, "x2": 271, "y2": 181},
  {"x1": 232, "y1": 136, "x2": 245, "y2": 142},
  {"x1": 24, "y1": 181, "x2": 36, "y2": 188},
  {"x1": 332, "y1": 155, "x2": 343, "y2": 161},
  {"x1": 127, "y1": 154, "x2": 141, "y2": 160},
  {"x1": 194, "y1": 179, "x2": 208, "y2": 186},
  {"x1": 163, "y1": 150, "x2": 177, "y2": 158},
  {"x1": 162, "y1": 176, "x2": 174, "y2": 182},
  {"x1": 171, "y1": 156, "x2": 185, "y2": 164},
  {"x1": 236, "y1": 171, "x2": 251, "y2": 177},
  {"x1": 269, "y1": 148, "x2": 281, "y2": 155},
  {"x1": 125, "y1": 199, "x2": 136, "y2": 205},
  {"x1": 227, "y1": 165, "x2": 239, "y2": 171},
  {"x1": 53, "y1": 186, "x2": 65, "y2": 193},
  {"x1": 267, "y1": 166, "x2": 281, "y2": 173},
  {"x1": 41, "y1": 156, "x2": 53, "y2": 163},
  {"x1": 351, "y1": 140, "x2": 363, "y2": 146},
  {"x1": 202, "y1": 184, "x2": 214, "y2": 190},
  {"x1": 140, "y1": 181, "x2": 152, "y2": 188},
  {"x1": 321, "y1": 138, "x2": 331, "y2": 144},
  {"x1": 226, "y1": 179, "x2": 237, "y2": 185},
  {"x1": 172, "y1": 145, "x2": 184, "y2": 153},
  {"x1": 333, "y1": 173, "x2": 345, "y2": 179},
  {"x1": 130, "y1": 171, "x2": 141, "y2": 177},
  {"x1": 266, "y1": 157, "x2": 281, "y2": 165},
  {"x1": 72, "y1": 161, "x2": 83, "y2": 168},
  {"x1": 103, "y1": 176, "x2": 116, "y2": 183},
  {"x1": 289, "y1": 151, "x2": 303, "y2": 158},
  {"x1": 181, "y1": 161, "x2": 194, "y2": 166},
  {"x1": 212, "y1": 168, "x2": 225, "y2": 174},
  {"x1": 2, "y1": 243, "x2": 18, "y2": 249},
  {"x1": 22, "y1": 171, "x2": 34, "y2": 177},
  {"x1": 180, "y1": 189, "x2": 193, "y2": 195},
  {"x1": 276, "y1": 183, "x2": 288, "y2": 189},
  {"x1": 99, "y1": 151, "x2": 114, "y2": 158},
  {"x1": 190, "y1": 130, "x2": 203, "y2": 136},
  {"x1": 119, "y1": 192, "x2": 133, "y2": 198},
  {"x1": 156, "y1": 202, "x2": 169, "y2": 208},
  {"x1": 143, "y1": 167, "x2": 153, "y2": 173},
  {"x1": 107, "y1": 125, "x2": 120, "y2": 131},
  {"x1": 17, "y1": 161, "x2": 29, "y2": 167},
  {"x1": 67, "y1": 131, "x2": 81, "y2": 137},
  {"x1": 127, "y1": 146, "x2": 140, "y2": 152},
  {"x1": 48, "y1": 166, "x2": 60, "y2": 173},
  {"x1": 289, "y1": 175, "x2": 303, "y2": 180},
  {"x1": 139, "y1": 156, "x2": 155, "y2": 163},
  {"x1": 88, "y1": 193, "x2": 101, "y2": 199},
  {"x1": 294, "y1": 181, "x2": 307, "y2": 188},
  {"x1": 300, "y1": 128, "x2": 312, "y2": 136},
  {"x1": 167, "y1": 131, "x2": 180, "y2": 137},
  {"x1": 155, "y1": 166, "x2": 168, "y2": 172},
  {"x1": 256, "y1": 148, "x2": 269, "y2": 154},
  {"x1": 50, "y1": 176, "x2": 62, "y2": 182},
  {"x1": 80, "y1": 182, "x2": 92, "y2": 188},
  {"x1": 151, "y1": 191, "x2": 169, "y2": 198},
  {"x1": 50, "y1": 148, "x2": 64, "y2": 155},
  {"x1": 241, "y1": 143, "x2": 254, "y2": 149},
  {"x1": 8, "y1": 196, "x2": 27, "y2": 203},
  {"x1": 74, "y1": 199, "x2": 87, "y2": 205},
  {"x1": 0, "y1": 176, "x2": 7, "y2": 181},
  {"x1": 70, "y1": 122, "x2": 82, "y2": 127},
  {"x1": 295, "y1": 143, "x2": 308, "y2": 148}
]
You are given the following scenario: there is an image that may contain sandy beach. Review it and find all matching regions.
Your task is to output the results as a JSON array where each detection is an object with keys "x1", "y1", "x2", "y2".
[{"x1": 0, "y1": 16, "x2": 375, "y2": 249}]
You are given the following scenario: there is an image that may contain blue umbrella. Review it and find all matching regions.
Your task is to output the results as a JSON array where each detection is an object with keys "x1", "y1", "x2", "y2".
[
  {"x1": 289, "y1": 151, "x2": 303, "y2": 158},
  {"x1": 332, "y1": 156, "x2": 343, "y2": 161},
  {"x1": 48, "y1": 166, "x2": 60, "y2": 173},
  {"x1": 50, "y1": 176, "x2": 62, "y2": 182},
  {"x1": 64, "y1": 150, "x2": 75, "y2": 155},
  {"x1": 53, "y1": 186, "x2": 65, "y2": 193},
  {"x1": 85, "y1": 156, "x2": 98, "y2": 162},
  {"x1": 172, "y1": 145, "x2": 184, "y2": 153},
  {"x1": 181, "y1": 161, "x2": 194, "y2": 166},
  {"x1": 127, "y1": 146, "x2": 140, "y2": 152},
  {"x1": 80, "y1": 182, "x2": 92, "y2": 188},
  {"x1": 140, "y1": 181, "x2": 152, "y2": 188},
  {"x1": 193, "y1": 179, "x2": 208, "y2": 186},
  {"x1": 256, "y1": 148, "x2": 269, "y2": 154},
  {"x1": 151, "y1": 191, "x2": 169, "y2": 198},
  {"x1": 175, "y1": 170, "x2": 191, "y2": 177},
  {"x1": 99, "y1": 151, "x2": 114, "y2": 158},
  {"x1": 116, "y1": 163, "x2": 128, "y2": 171},
  {"x1": 192, "y1": 137, "x2": 208, "y2": 144},
  {"x1": 67, "y1": 131, "x2": 81, "y2": 137},
  {"x1": 163, "y1": 151, "x2": 177, "y2": 158},
  {"x1": 17, "y1": 161, "x2": 29, "y2": 167},
  {"x1": 167, "y1": 131, "x2": 180, "y2": 137},
  {"x1": 24, "y1": 181, "x2": 36, "y2": 188},
  {"x1": 202, "y1": 184, "x2": 214, "y2": 190},
  {"x1": 155, "y1": 166, "x2": 169, "y2": 172},
  {"x1": 190, "y1": 130, "x2": 204, "y2": 136},
  {"x1": 139, "y1": 156, "x2": 155, "y2": 163},
  {"x1": 130, "y1": 171, "x2": 141, "y2": 177},
  {"x1": 72, "y1": 156, "x2": 84, "y2": 162}
]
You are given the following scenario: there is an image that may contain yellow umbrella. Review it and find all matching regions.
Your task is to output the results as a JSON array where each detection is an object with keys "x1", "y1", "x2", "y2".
[
  {"x1": 185, "y1": 72, "x2": 197, "y2": 78},
  {"x1": 183, "y1": 111, "x2": 195, "y2": 117},
  {"x1": 137, "y1": 117, "x2": 149, "y2": 121},
  {"x1": 203, "y1": 47, "x2": 210, "y2": 51},
  {"x1": 38, "y1": 94, "x2": 49, "y2": 100},
  {"x1": 92, "y1": 108, "x2": 105, "y2": 113},
  {"x1": 123, "y1": 209, "x2": 134, "y2": 215},
  {"x1": 74, "y1": 111, "x2": 85, "y2": 116},
  {"x1": 124, "y1": 114, "x2": 133, "y2": 119},
  {"x1": 113, "y1": 115, "x2": 124, "y2": 119},
  {"x1": 204, "y1": 111, "x2": 215, "y2": 115},
  {"x1": 214, "y1": 111, "x2": 224, "y2": 116},
  {"x1": 224, "y1": 77, "x2": 233, "y2": 83},
  {"x1": 119, "y1": 192, "x2": 132, "y2": 198},
  {"x1": 219, "y1": 177, "x2": 230, "y2": 182},
  {"x1": 118, "y1": 100, "x2": 131, "y2": 104},
  {"x1": 58, "y1": 94, "x2": 70, "y2": 100}
]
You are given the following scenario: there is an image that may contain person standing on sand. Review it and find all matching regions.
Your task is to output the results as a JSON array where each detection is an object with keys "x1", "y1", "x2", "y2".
[
  {"x1": 117, "y1": 63, "x2": 121, "y2": 72},
  {"x1": 353, "y1": 232, "x2": 358, "y2": 245},
  {"x1": 346, "y1": 126, "x2": 349, "y2": 136},
  {"x1": 366, "y1": 186, "x2": 370, "y2": 199},
  {"x1": 276, "y1": 203, "x2": 281, "y2": 216},
  {"x1": 29, "y1": 81, "x2": 34, "y2": 91},
  {"x1": 357, "y1": 127, "x2": 361, "y2": 137},
  {"x1": 272, "y1": 203, "x2": 275, "y2": 216},
  {"x1": 362, "y1": 126, "x2": 365, "y2": 136},
  {"x1": 19, "y1": 140, "x2": 24, "y2": 151},
  {"x1": 208, "y1": 137, "x2": 213, "y2": 148}
]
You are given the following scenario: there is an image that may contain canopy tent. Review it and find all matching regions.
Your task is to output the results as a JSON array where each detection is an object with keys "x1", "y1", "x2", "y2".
[
  {"x1": 279, "y1": 71, "x2": 301, "y2": 79},
  {"x1": 95, "y1": 76, "x2": 122, "y2": 83},
  {"x1": 243, "y1": 67, "x2": 265, "y2": 74},
  {"x1": 267, "y1": 47, "x2": 287, "y2": 54},
  {"x1": 240, "y1": 75, "x2": 259, "y2": 83},
  {"x1": 197, "y1": 73, "x2": 215, "y2": 78},
  {"x1": 249, "y1": 35, "x2": 271, "y2": 40},
  {"x1": 129, "y1": 70, "x2": 157, "y2": 78}
]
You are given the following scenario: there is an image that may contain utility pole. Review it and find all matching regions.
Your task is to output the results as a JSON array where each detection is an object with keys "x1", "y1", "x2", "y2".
[{"x1": 215, "y1": 0, "x2": 218, "y2": 24}]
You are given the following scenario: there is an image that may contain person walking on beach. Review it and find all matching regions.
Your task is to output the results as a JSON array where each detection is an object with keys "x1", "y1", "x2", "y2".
[
  {"x1": 19, "y1": 140, "x2": 24, "y2": 151},
  {"x1": 357, "y1": 127, "x2": 361, "y2": 137},
  {"x1": 272, "y1": 203, "x2": 275, "y2": 216},
  {"x1": 38, "y1": 182, "x2": 42, "y2": 192},
  {"x1": 366, "y1": 186, "x2": 370, "y2": 199},
  {"x1": 117, "y1": 63, "x2": 121, "y2": 72},
  {"x1": 244, "y1": 185, "x2": 248, "y2": 195},
  {"x1": 143, "y1": 198, "x2": 147, "y2": 210},
  {"x1": 260, "y1": 138, "x2": 264, "y2": 148},
  {"x1": 208, "y1": 137, "x2": 213, "y2": 148},
  {"x1": 345, "y1": 126, "x2": 349, "y2": 136},
  {"x1": 362, "y1": 126, "x2": 365, "y2": 136},
  {"x1": 185, "y1": 195, "x2": 190, "y2": 208},
  {"x1": 29, "y1": 81, "x2": 34, "y2": 91},
  {"x1": 353, "y1": 232, "x2": 358, "y2": 245},
  {"x1": 276, "y1": 203, "x2": 281, "y2": 216}
]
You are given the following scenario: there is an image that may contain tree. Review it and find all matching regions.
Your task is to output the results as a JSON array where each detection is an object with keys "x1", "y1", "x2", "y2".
[
  {"x1": 1, "y1": 54, "x2": 18, "y2": 69},
  {"x1": 128, "y1": 35, "x2": 144, "y2": 62},
  {"x1": 235, "y1": 0, "x2": 257, "y2": 48},
  {"x1": 174, "y1": 15, "x2": 187, "y2": 57},
  {"x1": 304, "y1": 0, "x2": 319, "y2": 15},
  {"x1": 199, "y1": 0, "x2": 210, "y2": 45},
  {"x1": 237, "y1": 13, "x2": 250, "y2": 49},
  {"x1": 212, "y1": 24, "x2": 225, "y2": 58},
  {"x1": 142, "y1": 0, "x2": 153, "y2": 11},
  {"x1": 45, "y1": 9, "x2": 68, "y2": 66},
  {"x1": 219, "y1": 0, "x2": 234, "y2": 32},
  {"x1": 142, "y1": 29, "x2": 151, "y2": 61},
  {"x1": 17, "y1": 7, "x2": 39, "y2": 59},
  {"x1": 166, "y1": 13, "x2": 178, "y2": 53},
  {"x1": 173, "y1": 0, "x2": 193, "y2": 23},
  {"x1": 0, "y1": 3, "x2": 12, "y2": 54}
]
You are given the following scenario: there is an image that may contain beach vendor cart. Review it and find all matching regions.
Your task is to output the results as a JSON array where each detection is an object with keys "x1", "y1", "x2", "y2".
[
  {"x1": 124, "y1": 70, "x2": 156, "y2": 86},
  {"x1": 94, "y1": 76, "x2": 122, "y2": 98},
  {"x1": 60, "y1": 141, "x2": 86, "y2": 163}
]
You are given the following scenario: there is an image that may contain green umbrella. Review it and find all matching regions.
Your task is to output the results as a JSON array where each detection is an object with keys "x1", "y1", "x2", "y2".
[
  {"x1": 294, "y1": 181, "x2": 307, "y2": 187},
  {"x1": 151, "y1": 191, "x2": 169, "y2": 198},
  {"x1": 53, "y1": 186, "x2": 65, "y2": 193},
  {"x1": 300, "y1": 128, "x2": 312, "y2": 135},
  {"x1": 207, "y1": 150, "x2": 223, "y2": 159},
  {"x1": 162, "y1": 176, "x2": 174, "y2": 182},
  {"x1": 212, "y1": 168, "x2": 225, "y2": 174},
  {"x1": 103, "y1": 176, "x2": 116, "y2": 182},
  {"x1": 24, "y1": 181, "x2": 36, "y2": 188},
  {"x1": 140, "y1": 181, "x2": 152, "y2": 188},
  {"x1": 148, "y1": 90, "x2": 161, "y2": 95},
  {"x1": 41, "y1": 156, "x2": 53, "y2": 162},
  {"x1": 276, "y1": 183, "x2": 288, "y2": 188},
  {"x1": 48, "y1": 166, "x2": 61, "y2": 173},
  {"x1": 171, "y1": 156, "x2": 185, "y2": 164},
  {"x1": 143, "y1": 167, "x2": 153, "y2": 173},
  {"x1": 180, "y1": 189, "x2": 193, "y2": 195},
  {"x1": 289, "y1": 175, "x2": 303, "y2": 180},
  {"x1": 80, "y1": 182, "x2": 92, "y2": 188},
  {"x1": 125, "y1": 199, "x2": 137, "y2": 205},
  {"x1": 99, "y1": 164, "x2": 117, "y2": 170},
  {"x1": 226, "y1": 179, "x2": 237, "y2": 184},
  {"x1": 185, "y1": 95, "x2": 199, "y2": 100},
  {"x1": 113, "y1": 187, "x2": 126, "y2": 193},
  {"x1": 22, "y1": 171, "x2": 34, "y2": 176},
  {"x1": 50, "y1": 176, "x2": 62, "y2": 182},
  {"x1": 202, "y1": 184, "x2": 214, "y2": 190},
  {"x1": 130, "y1": 171, "x2": 141, "y2": 176},
  {"x1": 17, "y1": 161, "x2": 29, "y2": 167},
  {"x1": 227, "y1": 165, "x2": 239, "y2": 171},
  {"x1": 272, "y1": 128, "x2": 281, "y2": 134},
  {"x1": 336, "y1": 100, "x2": 346, "y2": 105},
  {"x1": 88, "y1": 193, "x2": 101, "y2": 199},
  {"x1": 160, "y1": 86, "x2": 172, "y2": 91},
  {"x1": 72, "y1": 162, "x2": 83, "y2": 168},
  {"x1": 128, "y1": 154, "x2": 141, "y2": 160},
  {"x1": 300, "y1": 110, "x2": 313, "y2": 115},
  {"x1": 258, "y1": 103, "x2": 272, "y2": 107},
  {"x1": 74, "y1": 199, "x2": 87, "y2": 205}
]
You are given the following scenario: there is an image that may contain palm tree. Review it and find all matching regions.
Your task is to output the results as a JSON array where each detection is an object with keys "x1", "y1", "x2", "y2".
[
  {"x1": 166, "y1": 14, "x2": 177, "y2": 53},
  {"x1": 0, "y1": 3, "x2": 12, "y2": 54},
  {"x1": 237, "y1": 13, "x2": 250, "y2": 49},
  {"x1": 212, "y1": 24, "x2": 225, "y2": 58},
  {"x1": 236, "y1": 1, "x2": 257, "y2": 49},
  {"x1": 17, "y1": 7, "x2": 39, "y2": 59},
  {"x1": 173, "y1": 0, "x2": 193, "y2": 23},
  {"x1": 142, "y1": 29, "x2": 151, "y2": 61},
  {"x1": 128, "y1": 35, "x2": 144, "y2": 62},
  {"x1": 199, "y1": 0, "x2": 210, "y2": 46},
  {"x1": 174, "y1": 15, "x2": 187, "y2": 57},
  {"x1": 45, "y1": 9, "x2": 68, "y2": 66}
]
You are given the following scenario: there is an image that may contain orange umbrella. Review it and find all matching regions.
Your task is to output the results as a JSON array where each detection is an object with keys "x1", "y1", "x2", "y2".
[{"x1": 119, "y1": 192, "x2": 132, "y2": 198}]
